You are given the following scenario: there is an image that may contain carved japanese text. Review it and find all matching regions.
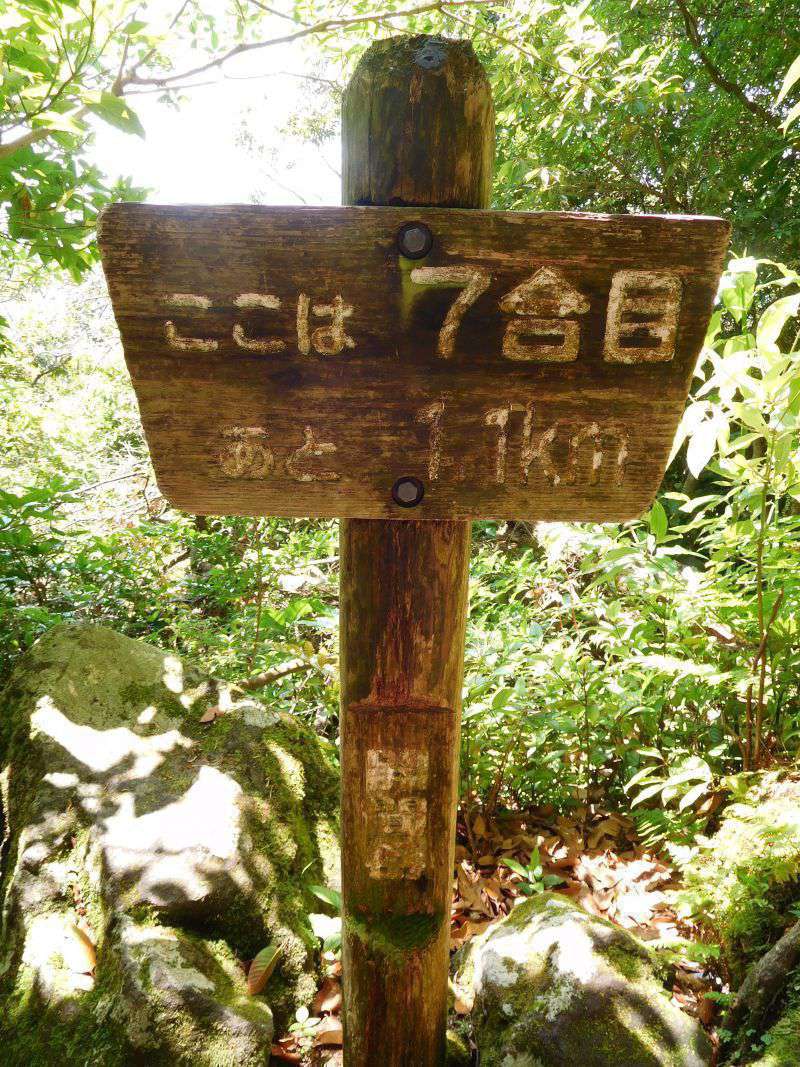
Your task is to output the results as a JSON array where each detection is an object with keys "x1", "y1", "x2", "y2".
[
  {"x1": 297, "y1": 293, "x2": 355, "y2": 356},
  {"x1": 232, "y1": 293, "x2": 285, "y2": 353},
  {"x1": 500, "y1": 267, "x2": 589, "y2": 362},
  {"x1": 409, "y1": 266, "x2": 491, "y2": 358},
  {"x1": 218, "y1": 426, "x2": 338, "y2": 483},
  {"x1": 285, "y1": 426, "x2": 339, "y2": 482},
  {"x1": 604, "y1": 270, "x2": 681, "y2": 363},
  {"x1": 159, "y1": 267, "x2": 684, "y2": 367},
  {"x1": 164, "y1": 294, "x2": 218, "y2": 352},
  {"x1": 365, "y1": 749, "x2": 429, "y2": 880},
  {"x1": 218, "y1": 427, "x2": 274, "y2": 478}
]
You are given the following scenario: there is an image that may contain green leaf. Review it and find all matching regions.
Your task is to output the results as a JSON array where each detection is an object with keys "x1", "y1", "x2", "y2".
[
  {"x1": 491, "y1": 686, "x2": 514, "y2": 711},
  {"x1": 686, "y1": 420, "x2": 718, "y2": 478},
  {"x1": 85, "y1": 91, "x2": 145, "y2": 137},
  {"x1": 649, "y1": 499, "x2": 668, "y2": 540},
  {"x1": 632, "y1": 781, "x2": 666, "y2": 807},
  {"x1": 781, "y1": 97, "x2": 800, "y2": 131},
  {"x1": 635, "y1": 747, "x2": 665, "y2": 760},
  {"x1": 626, "y1": 766, "x2": 660, "y2": 791},
  {"x1": 667, "y1": 759, "x2": 713, "y2": 787},
  {"x1": 501, "y1": 857, "x2": 530, "y2": 879},
  {"x1": 678, "y1": 781, "x2": 710, "y2": 811},
  {"x1": 35, "y1": 110, "x2": 86, "y2": 136},
  {"x1": 777, "y1": 53, "x2": 800, "y2": 104},
  {"x1": 309, "y1": 885, "x2": 342, "y2": 911},
  {"x1": 247, "y1": 944, "x2": 281, "y2": 995},
  {"x1": 756, "y1": 293, "x2": 800, "y2": 352}
]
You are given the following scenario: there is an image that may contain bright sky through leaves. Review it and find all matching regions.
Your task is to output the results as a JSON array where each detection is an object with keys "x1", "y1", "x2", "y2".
[{"x1": 90, "y1": 29, "x2": 340, "y2": 206}]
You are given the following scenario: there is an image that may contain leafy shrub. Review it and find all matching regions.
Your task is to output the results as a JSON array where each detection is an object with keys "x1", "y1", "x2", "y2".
[
  {"x1": 461, "y1": 257, "x2": 800, "y2": 817},
  {"x1": 674, "y1": 772, "x2": 800, "y2": 983}
]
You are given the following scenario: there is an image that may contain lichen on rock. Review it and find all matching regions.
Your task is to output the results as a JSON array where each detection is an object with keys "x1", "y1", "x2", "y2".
[
  {"x1": 0, "y1": 623, "x2": 340, "y2": 1065},
  {"x1": 455, "y1": 892, "x2": 711, "y2": 1067}
]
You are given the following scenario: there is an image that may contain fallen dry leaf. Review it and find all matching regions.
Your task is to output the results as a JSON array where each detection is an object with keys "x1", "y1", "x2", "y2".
[
  {"x1": 450, "y1": 917, "x2": 492, "y2": 949},
  {"x1": 68, "y1": 923, "x2": 96, "y2": 974},
  {"x1": 312, "y1": 976, "x2": 342, "y2": 1015},
  {"x1": 453, "y1": 992, "x2": 473, "y2": 1015},
  {"x1": 312, "y1": 1051, "x2": 343, "y2": 1067},
  {"x1": 314, "y1": 1017, "x2": 344, "y2": 1047},
  {"x1": 270, "y1": 1044, "x2": 302, "y2": 1064}
]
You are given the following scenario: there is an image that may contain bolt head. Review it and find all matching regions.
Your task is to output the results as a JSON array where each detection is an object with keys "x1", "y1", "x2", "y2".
[
  {"x1": 392, "y1": 476, "x2": 425, "y2": 508},
  {"x1": 397, "y1": 222, "x2": 433, "y2": 260},
  {"x1": 414, "y1": 41, "x2": 447, "y2": 70}
]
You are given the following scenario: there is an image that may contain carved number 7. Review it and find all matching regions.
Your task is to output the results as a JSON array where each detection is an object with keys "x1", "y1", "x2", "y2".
[{"x1": 410, "y1": 267, "x2": 491, "y2": 359}]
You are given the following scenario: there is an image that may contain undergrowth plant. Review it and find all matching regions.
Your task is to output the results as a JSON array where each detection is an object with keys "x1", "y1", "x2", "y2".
[
  {"x1": 673, "y1": 772, "x2": 800, "y2": 985},
  {"x1": 461, "y1": 258, "x2": 800, "y2": 821}
]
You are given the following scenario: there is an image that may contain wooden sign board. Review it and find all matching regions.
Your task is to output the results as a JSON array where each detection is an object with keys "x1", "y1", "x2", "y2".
[{"x1": 98, "y1": 204, "x2": 729, "y2": 522}]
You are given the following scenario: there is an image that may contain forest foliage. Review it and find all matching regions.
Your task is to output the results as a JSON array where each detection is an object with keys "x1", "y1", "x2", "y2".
[
  {"x1": 3, "y1": 0, "x2": 800, "y2": 285},
  {"x1": 3, "y1": 5, "x2": 800, "y2": 1057}
]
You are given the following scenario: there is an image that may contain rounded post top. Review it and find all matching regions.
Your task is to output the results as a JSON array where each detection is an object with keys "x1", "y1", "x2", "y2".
[{"x1": 341, "y1": 33, "x2": 494, "y2": 210}]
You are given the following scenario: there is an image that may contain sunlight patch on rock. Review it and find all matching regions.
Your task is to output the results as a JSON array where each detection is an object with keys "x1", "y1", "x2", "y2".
[
  {"x1": 20, "y1": 913, "x2": 95, "y2": 1002},
  {"x1": 31, "y1": 695, "x2": 192, "y2": 776}
]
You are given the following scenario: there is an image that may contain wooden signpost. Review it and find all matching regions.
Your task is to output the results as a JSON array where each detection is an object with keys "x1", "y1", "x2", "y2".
[
  {"x1": 99, "y1": 205, "x2": 727, "y2": 523},
  {"x1": 99, "y1": 32, "x2": 729, "y2": 1067}
]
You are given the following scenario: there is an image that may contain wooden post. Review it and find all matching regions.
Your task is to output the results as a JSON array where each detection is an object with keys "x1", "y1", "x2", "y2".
[{"x1": 339, "y1": 35, "x2": 494, "y2": 1066}]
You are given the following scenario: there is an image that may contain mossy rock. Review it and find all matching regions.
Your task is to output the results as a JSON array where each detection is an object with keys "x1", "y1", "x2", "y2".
[
  {"x1": 456, "y1": 892, "x2": 711, "y2": 1067},
  {"x1": 732, "y1": 960, "x2": 800, "y2": 1066},
  {"x1": 0, "y1": 623, "x2": 340, "y2": 1065}
]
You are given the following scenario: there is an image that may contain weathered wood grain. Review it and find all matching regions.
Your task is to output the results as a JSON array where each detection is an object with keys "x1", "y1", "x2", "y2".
[
  {"x1": 98, "y1": 203, "x2": 729, "y2": 522},
  {"x1": 338, "y1": 33, "x2": 484, "y2": 1067},
  {"x1": 340, "y1": 519, "x2": 470, "y2": 1067}
]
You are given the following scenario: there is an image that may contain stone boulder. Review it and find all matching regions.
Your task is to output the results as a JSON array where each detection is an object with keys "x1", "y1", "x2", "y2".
[
  {"x1": 0, "y1": 624, "x2": 340, "y2": 1065},
  {"x1": 454, "y1": 892, "x2": 711, "y2": 1067}
]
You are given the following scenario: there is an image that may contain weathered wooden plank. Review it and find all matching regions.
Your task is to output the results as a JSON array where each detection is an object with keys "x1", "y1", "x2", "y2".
[
  {"x1": 339, "y1": 518, "x2": 470, "y2": 1066},
  {"x1": 337, "y1": 34, "x2": 483, "y2": 1067},
  {"x1": 99, "y1": 202, "x2": 728, "y2": 522}
]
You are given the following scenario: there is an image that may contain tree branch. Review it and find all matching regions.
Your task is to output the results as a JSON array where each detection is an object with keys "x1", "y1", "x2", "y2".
[
  {"x1": 728, "y1": 918, "x2": 800, "y2": 1039},
  {"x1": 239, "y1": 659, "x2": 313, "y2": 689},
  {"x1": 0, "y1": 117, "x2": 83, "y2": 161},
  {"x1": 1, "y1": 1, "x2": 496, "y2": 160},
  {"x1": 122, "y1": 0, "x2": 496, "y2": 89},
  {"x1": 673, "y1": 0, "x2": 778, "y2": 127}
]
